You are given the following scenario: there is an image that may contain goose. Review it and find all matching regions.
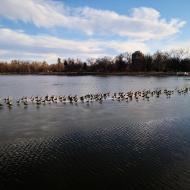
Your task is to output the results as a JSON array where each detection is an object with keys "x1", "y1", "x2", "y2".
[
  {"x1": 7, "y1": 100, "x2": 13, "y2": 107},
  {"x1": 16, "y1": 99, "x2": 21, "y2": 105},
  {"x1": 0, "y1": 101, "x2": 3, "y2": 107},
  {"x1": 36, "y1": 100, "x2": 41, "y2": 105}
]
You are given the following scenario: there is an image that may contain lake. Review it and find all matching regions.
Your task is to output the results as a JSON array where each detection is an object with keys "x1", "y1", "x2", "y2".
[{"x1": 1, "y1": 75, "x2": 190, "y2": 189}]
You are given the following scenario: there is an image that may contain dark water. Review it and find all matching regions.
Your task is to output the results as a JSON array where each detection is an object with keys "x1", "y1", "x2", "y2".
[{"x1": 1, "y1": 75, "x2": 190, "y2": 189}]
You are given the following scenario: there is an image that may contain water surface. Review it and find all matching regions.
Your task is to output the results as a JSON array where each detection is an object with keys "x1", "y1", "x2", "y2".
[{"x1": 0, "y1": 75, "x2": 190, "y2": 189}]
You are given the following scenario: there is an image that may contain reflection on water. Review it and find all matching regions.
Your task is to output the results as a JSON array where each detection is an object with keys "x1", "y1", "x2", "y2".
[
  {"x1": 1, "y1": 76, "x2": 190, "y2": 189},
  {"x1": 0, "y1": 75, "x2": 190, "y2": 97}
]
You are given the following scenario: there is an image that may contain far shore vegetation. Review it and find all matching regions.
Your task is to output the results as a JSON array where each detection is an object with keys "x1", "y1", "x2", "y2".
[{"x1": 1, "y1": 49, "x2": 190, "y2": 75}]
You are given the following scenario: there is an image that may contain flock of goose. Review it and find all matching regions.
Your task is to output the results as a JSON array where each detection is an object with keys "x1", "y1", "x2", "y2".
[{"x1": 0, "y1": 86, "x2": 189, "y2": 108}]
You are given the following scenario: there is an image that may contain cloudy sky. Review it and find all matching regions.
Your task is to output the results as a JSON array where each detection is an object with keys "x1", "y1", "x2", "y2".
[{"x1": 0, "y1": 0, "x2": 189, "y2": 63}]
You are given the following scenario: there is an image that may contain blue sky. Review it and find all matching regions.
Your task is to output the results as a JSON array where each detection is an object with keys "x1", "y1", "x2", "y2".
[{"x1": 0, "y1": 0, "x2": 189, "y2": 63}]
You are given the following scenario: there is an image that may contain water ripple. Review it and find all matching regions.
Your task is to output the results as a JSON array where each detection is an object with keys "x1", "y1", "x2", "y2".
[{"x1": 1, "y1": 117, "x2": 190, "y2": 189}]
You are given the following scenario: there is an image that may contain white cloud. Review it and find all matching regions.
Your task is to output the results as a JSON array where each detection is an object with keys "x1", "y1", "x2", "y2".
[
  {"x1": 161, "y1": 41, "x2": 190, "y2": 53},
  {"x1": 1, "y1": 27, "x2": 190, "y2": 63},
  {"x1": 0, "y1": 0, "x2": 186, "y2": 62},
  {"x1": 0, "y1": 27, "x2": 149, "y2": 63},
  {"x1": 0, "y1": 0, "x2": 186, "y2": 41}
]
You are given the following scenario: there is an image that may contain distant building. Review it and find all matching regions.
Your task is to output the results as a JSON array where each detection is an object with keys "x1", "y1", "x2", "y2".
[
  {"x1": 131, "y1": 51, "x2": 144, "y2": 71},
  {"x1": 132, "y1": 51, "x2": 144, "y2": 65}
]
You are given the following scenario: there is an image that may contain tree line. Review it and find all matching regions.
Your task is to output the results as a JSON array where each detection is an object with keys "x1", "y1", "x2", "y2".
[{"x1": 0, "y1": 49, "x2": 190, "y2": 73}]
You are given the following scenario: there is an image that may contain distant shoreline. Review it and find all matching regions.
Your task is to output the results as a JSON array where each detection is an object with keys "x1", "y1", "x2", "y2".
[{"x1": 0, "y1": 72, "x2": 185, "y2": 76}]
